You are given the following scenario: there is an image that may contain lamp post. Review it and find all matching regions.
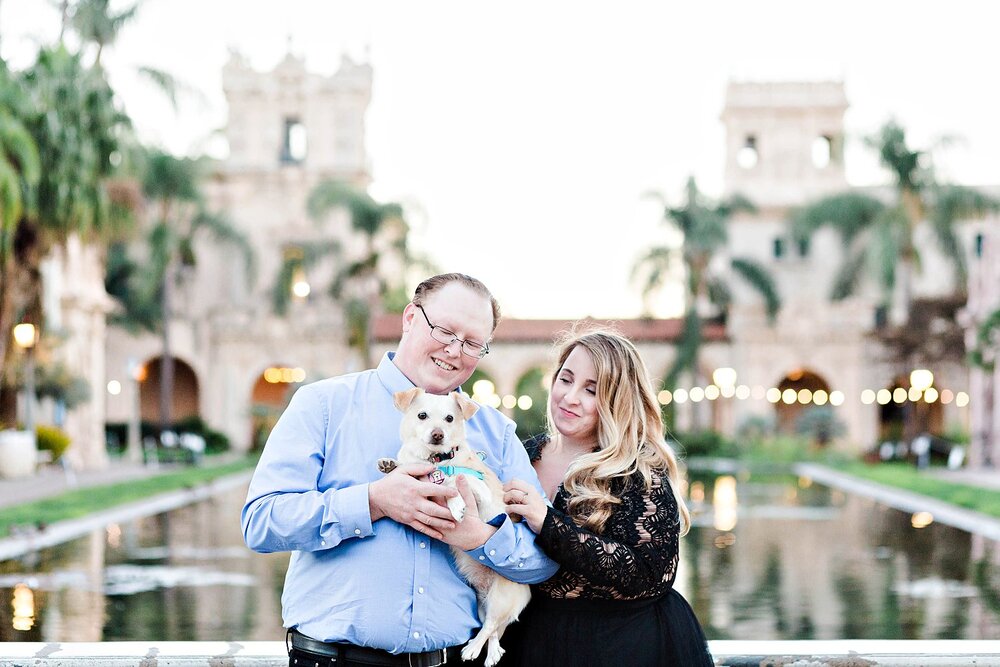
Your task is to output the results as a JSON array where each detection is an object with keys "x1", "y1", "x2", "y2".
[
  {"x1": 126, "y1": 358, "x2": 144, "y2": 464},
  {"x1": 12, "y1": 323, "x2": 37, "y2": 441}
]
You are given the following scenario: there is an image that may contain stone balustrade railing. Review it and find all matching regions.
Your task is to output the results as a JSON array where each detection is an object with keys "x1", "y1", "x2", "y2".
[{"x1": 3, "y1": 640, "x2": 1000, "y2": 666}]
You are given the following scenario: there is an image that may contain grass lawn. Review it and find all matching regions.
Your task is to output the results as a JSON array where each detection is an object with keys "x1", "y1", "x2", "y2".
[
  {"x1": 0, "y1": 456, "x2": 258, "y2": 539},
  {"x1": 831, "y1": 460, "x2": 1000, "y2": 519}
]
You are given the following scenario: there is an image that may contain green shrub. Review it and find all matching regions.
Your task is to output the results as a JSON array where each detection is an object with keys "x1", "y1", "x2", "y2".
[
  {"x1": 172, "y1": 415, "x2": 231, "y2": 454},
  {"x1": 740, "y1": 434, "x2": 813, "y2": 463},
  {"x1": 36, "y1": 424, "x2": 72, "y2": 460},
  {"x1": 671, "y1": 430, "x2": 740, "y2": 458},
  {"x1": 105, "y1": 417, "x2": 231, "y2": 456},
  {"x1": 795, "y1": 406, "x2": 846, "y2": 446}
]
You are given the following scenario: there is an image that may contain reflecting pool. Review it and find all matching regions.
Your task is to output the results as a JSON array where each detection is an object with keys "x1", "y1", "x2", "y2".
[
  {"x1": 2, "y1": 473, "x2": 1000, "y2": 641},
  {"x1": 683, "y1": 472, "x2": 1000, "y2": 640}
]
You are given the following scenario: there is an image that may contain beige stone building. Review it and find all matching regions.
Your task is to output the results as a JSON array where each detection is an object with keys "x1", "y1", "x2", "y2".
[{"x1": 48, "y1": 57, "x2": 990, "y2": 466}]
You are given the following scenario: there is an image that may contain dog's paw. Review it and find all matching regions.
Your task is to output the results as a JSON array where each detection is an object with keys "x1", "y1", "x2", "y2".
[
  {"x1": 376, "y1": 458, "x2": 398, "y2": 474},
  {"x1": 483, "y1": 644, "x2": 505, "y2": 667},
  {"x1": 448, "y1": 496, "x2": 467, "y2": 522},
  {"x1": 461, "y1": 642, "x2": 484, "y2": 663}
]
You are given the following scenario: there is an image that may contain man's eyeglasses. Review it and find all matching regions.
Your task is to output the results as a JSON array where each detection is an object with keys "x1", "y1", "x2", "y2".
[{"x1": 416, "y1": 305, "x2": 490, "y2": 359}]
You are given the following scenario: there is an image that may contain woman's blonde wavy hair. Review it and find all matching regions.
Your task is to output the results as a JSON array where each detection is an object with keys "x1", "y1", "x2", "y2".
[{"x1": 548, "y1": 327, "x2": 691, "y2": 536}]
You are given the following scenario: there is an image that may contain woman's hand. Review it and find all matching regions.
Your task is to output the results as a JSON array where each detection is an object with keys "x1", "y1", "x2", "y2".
[{"x1": 503, "y1": 479, "x2": 548, "y2": 533}]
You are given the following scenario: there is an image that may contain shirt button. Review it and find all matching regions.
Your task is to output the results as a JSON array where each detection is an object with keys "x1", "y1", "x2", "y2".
[
  {"x1": 488, "y1": 550, "x2": 496, "y2": 556},
  {"x1": 518, "y1": 562, "x2": 524, "y2": 567},
  {"x1": 413, "y1": 632, "x2": 420, "y2": 639},
  {"x1": 321, "y1": 540, "x2": 326, "y2": 546},
  {"x1": 418, "y1": 587, "x2": 425, "y2": 594},
  {"x1": 354, "y1": 528, "x2": 361, "y2": 535},
  {"x1": 419, "y1": 542, "x2": 426, "y2": 549},
  {"x1": 478, "y1": 555, "x2": 485, "y2": 561}
]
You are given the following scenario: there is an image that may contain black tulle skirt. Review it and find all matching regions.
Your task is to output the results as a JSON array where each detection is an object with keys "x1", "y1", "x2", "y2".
[{"x1": 499, "y1": 590, "x2": 713, "y2": 667}]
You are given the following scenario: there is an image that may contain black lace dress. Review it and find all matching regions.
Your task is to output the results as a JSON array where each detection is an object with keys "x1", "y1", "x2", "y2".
[{"x1": 500, "y1": 435, "x2": 713, "y2": 667}]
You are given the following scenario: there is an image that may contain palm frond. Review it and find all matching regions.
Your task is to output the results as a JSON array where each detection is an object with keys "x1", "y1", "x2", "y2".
[
  {"x1": 867, "y1": 120, "x2": 924, "y2": 192},
  {"x1": 718, "y1": 191, "x2": 757, "y2": 218},
  {"x1": 730, "y1": 257, "x2": 781, "y2": 321},
  {"x1": 191, "y1": 209, "x2": 256, "y2": 283},
  {"x1": 136, "y1": 66, "x2": 179, "y2": 111},
  {"x1": 142, "y1": 149, "x2": 201, "y2": 203},
  {"x1": 867, "y1": 208, "x2": 906, "y2": 303},
  {"x1": 631, "y1": 245, "x2": 677, "y2": 296},
  {"x1": 828, "y1": 244, "x2": 868, "y2": 301},
  {"x1": 270, "y1": 256, "x2": 297, "y2": 316},
  {"x1": 930, "y1": 185, "x2": 1000, "y2": 284},
  {"x1": 308, "y1": 180, "x2": 382, "y2": 236},
  {"x1": 790, "y1": 192, "x2": 885, "y2": 246}
]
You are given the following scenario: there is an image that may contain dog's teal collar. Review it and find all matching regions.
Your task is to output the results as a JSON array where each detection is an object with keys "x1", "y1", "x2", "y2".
[{"x1": 436, "y1": 465, "x2": 485, "y2": 481}]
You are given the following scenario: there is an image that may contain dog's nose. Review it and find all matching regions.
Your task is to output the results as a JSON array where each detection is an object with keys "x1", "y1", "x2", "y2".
[{"x1": 430, "y1": 428, "x2": 444, "y2": 444}]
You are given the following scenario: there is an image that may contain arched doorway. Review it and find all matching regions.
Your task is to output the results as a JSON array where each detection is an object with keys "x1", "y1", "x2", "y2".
[
  {"x1": 774, "y1": 369, "x2": 831, "y2": 435},
  {"x1": 877, "y1": 374, "x2": 944, "y2": 443},
  {"x1": 138, "y1": 356, "x2": 199, "y2": 425},
  {"x1": 250, "y1": 365, "x2": 305, "y2": 450}
]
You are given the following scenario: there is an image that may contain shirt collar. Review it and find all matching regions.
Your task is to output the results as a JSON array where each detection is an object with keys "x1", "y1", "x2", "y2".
[{"x1": 377, "y1": 351, "x2": 464, "y2": 395}]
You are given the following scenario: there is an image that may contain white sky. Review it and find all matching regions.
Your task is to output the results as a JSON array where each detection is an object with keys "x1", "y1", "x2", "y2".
[{"x1": 3, "y1": 1, "x2": 999, "y2": 319}]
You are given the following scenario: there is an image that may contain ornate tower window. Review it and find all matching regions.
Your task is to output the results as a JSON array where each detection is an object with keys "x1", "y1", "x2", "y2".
[
  {"x1": 737, "y1": 135, "x2": 758, "y2": 169},
  {"x1": 812, "y1": 135, "x2": 831, "y2": 168},
  {"x1": 281, "y1": 117, "x2": 308, "y2": 163}
]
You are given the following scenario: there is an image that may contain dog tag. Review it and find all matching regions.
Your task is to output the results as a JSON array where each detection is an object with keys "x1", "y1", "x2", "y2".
[{"x1": 429, "y1": 469, "x2": 446, "y2": 485}]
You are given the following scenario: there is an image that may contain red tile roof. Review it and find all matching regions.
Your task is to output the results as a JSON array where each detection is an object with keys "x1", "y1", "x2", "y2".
[{"x1": 372, "y1": 314, "x2": 727, "y2": 344}]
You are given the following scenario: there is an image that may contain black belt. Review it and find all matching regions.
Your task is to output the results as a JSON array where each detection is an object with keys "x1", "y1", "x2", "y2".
[{"x1": 288, "y1": 629, "x2": 460, "y2": 667}]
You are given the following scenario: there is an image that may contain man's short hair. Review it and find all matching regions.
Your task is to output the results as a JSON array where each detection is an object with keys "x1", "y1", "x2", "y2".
[{"x1": 412, "y1": 273, "x2": 501, "y2": 331}]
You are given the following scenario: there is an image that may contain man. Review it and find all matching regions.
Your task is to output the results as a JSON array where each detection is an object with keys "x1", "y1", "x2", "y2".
[{"x1": 242, "y1": 273, "x2": 558, "y2": 667}]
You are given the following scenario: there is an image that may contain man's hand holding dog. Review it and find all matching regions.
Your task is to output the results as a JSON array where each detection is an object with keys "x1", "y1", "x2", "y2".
[
  {"x1": 437, "y1": 475, "x2": 497, "y2": 550},
  {"x1": 369, "y1": 463, "x2": 458, "y2": 539}
]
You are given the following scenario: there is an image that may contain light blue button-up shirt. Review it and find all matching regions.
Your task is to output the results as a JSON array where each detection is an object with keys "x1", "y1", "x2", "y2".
[{"x1": 242, "y1": 352, "x2": 558, "y2": 652}]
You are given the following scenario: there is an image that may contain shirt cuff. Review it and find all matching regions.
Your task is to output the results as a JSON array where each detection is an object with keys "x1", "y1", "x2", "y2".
[
  {"x1": 465, "y1": 513, "x2": 522, "y2": 567},
  {"x1": 324, "y1": 483, "x2": 374, "y2": 545}
]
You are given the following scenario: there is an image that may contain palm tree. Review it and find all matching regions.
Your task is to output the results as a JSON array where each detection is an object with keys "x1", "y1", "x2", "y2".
[
  {"x1": 277, "y1": 180, "x2": 416, "y2": 367},
  {"x1": 633, "y1": 177, "x2": 780, "y2": 389},
  {"x1": 116, "y1": 149, "x2": 254, "y2": 433},
  {"x1": 791, "y1": 120, "x2": 999, "y2": 325},
  {"x1": 69, "y1": 0, "x2": 140, "y2": 65},
  {"x1": 0, "y1": 63, "x2": 42, "y2": 423},
  {"x1": 0, "y1": 46, "x2": 130, "y2": 420},
  {"x1": 67, "y1": 0, "x2": 188, "y2": 110}
]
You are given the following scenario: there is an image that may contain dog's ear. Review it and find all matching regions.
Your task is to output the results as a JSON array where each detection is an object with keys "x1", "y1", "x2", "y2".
[
  {"x1": 394, "y1": 387, "x2": 423, "y2": 412},
  {"x1": 452, "y1": 391, "x2": 480, "y2": 420}
]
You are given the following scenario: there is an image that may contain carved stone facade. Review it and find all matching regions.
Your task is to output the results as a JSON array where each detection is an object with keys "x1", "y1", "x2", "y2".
[
  {"x1": 722, "y1": 80, "x2": 979, "y2": 452},
  {"x1": 36, "y1": 236, "x2": 114, "y2": 470},
  {"x1": 964, "y1": 219, "x2": 1000, "y2": 467},
  {"x1": 88, "y1": 66, "x2": 984, "y2": 462},
  {"x1": 104, "y1": 52, "x2": 375, "y2": 452}
]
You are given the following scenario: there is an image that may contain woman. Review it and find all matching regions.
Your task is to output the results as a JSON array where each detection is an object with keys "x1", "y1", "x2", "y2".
[{"x1": 501, "y1": 329, "x2": 713, "y2": 666}]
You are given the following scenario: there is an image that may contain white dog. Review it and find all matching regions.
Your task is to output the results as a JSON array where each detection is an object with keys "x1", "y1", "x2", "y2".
[{"x1": 378, "y1": 387, "x2": 531, "y2": 667}]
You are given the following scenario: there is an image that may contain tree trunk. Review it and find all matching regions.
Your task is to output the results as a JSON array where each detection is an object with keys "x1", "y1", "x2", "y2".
[
  {"x1": 159, "y1": 261, "x2": 174, "y2": 435},
  {"x1": 58, "y1": 0, "x2": 70, "y2": 42}
]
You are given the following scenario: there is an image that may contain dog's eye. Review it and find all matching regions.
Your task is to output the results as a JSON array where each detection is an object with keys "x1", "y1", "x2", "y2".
[
  {"x1": 417, "y1": 412, "x2": 428, "y2": 420},
  {"x1": 445, "y1": 415, "x2": 454, "y2": 423}
]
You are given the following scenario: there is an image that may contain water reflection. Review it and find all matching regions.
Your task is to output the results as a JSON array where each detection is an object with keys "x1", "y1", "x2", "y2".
[
  {"x1": 0, "y1": 484, "x2": 288, "y2": 642},
  {"x1": 2, "y1": 475, "x2": 1000, "y2": 641},
  {"x1": 680, "y1": 472, "x2": 1000, "y2": 640}
]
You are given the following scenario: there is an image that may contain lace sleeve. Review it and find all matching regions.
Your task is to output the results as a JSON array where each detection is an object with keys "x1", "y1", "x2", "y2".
[{"x1": 534, "y1": 470, "x2": 680, "y2": 599}]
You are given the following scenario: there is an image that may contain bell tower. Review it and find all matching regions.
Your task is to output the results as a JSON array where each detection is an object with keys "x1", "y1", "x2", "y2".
[{"x1": 721, "y1": 80, "x2": 848, "y2": 207}]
